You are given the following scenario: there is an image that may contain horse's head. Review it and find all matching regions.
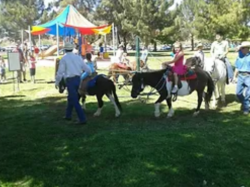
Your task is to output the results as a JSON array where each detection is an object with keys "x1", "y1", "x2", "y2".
[
  {"x1": 185, "y1": 56, "x2": 203, "y2": 68},
  {"x1": 58, "y1": 78, "x2": 66, "y2": 93},
  {"x1": 131, "y1": 72, "x2": 144, "y2": 98}
]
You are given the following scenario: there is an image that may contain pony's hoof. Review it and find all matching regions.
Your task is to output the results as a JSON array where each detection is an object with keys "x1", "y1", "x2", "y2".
[
  {"x1": 154, "y1": 112, "x2": 160, "y2": 118},
  {"x1": 115, "y1": 113, "x2": 121, "y2": 117},
  {"x1": 211, "y1": 104, "x2": 216, "y2": 109},
  {"x1": 93, "y1": 112, "x2": 101, "y2": 117},
  {"x1": 167, "y1": 114, "x2": 173, "y2": 118},
  {"x1": 221, "y1": 101, "x2": 226, "y2": 107},
  {"x1": 82, "y1": 104, "x2": 86, "y2": 110},
  {"x1": 205, "y1": 104, "x2": 209, "y2": 111},
  {"x1": 193, "y1": 111, "x2": 200, "y2": 117}
]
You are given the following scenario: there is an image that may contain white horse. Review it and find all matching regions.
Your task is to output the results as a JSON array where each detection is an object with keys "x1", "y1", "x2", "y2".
[{"x1": 203, "y1": 57, "x2": 227, "y2": 108}]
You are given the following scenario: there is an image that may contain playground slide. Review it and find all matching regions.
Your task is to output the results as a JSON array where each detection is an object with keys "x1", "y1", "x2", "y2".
[{"x1": 39, "y1": 45, "x2": 62, "y2": 57}]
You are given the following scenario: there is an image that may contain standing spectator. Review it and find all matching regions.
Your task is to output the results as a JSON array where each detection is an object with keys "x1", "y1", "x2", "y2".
[
  {"x1": 0, "y1": 55, "x2": 6, "y2": 83},
  {"x1": 13, "y1": 43, "x2": 26, "y2": 83},
  {"x1": 99, "y1": 43, "x2": 104, "y2": 60},
  {"x1": 23, "y1": 43, "x2": 28, "y2": 62},
  {"x1": 116, "y1": 44, "x2": 124, "y2": 63},
  {"x1": 28, "y1": 51, "x2": 36, "y2": 83},
  {"x1": 34, "y1": 45, "x2": 40, "y2": 60}
]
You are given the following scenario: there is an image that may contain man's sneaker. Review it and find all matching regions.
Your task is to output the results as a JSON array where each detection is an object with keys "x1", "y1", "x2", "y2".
[
  {"x1": 63, "y1": 117, "x2": 72, "y2": 121},
  {"x1": 171, "y1": 85, "x2": 178, "y2": 94},
  {"x1": 243, "y1": 111, "x2": 249, "y2": 115},
  {"x1": 75, "y1": 121, "x2": 87, "y2": 125}
]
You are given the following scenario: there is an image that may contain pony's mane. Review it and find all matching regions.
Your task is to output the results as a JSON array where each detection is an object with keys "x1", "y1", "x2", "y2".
[{"x1": 139, "y1": 68, "x2": 167, "y2": 75}]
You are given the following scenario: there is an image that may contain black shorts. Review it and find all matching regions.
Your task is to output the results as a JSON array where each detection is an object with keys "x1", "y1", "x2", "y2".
[{"x1": 30, "y1": 68, "x2": 36, "y2": 76}]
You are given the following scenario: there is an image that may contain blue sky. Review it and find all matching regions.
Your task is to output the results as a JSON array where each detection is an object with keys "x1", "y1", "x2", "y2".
[{"x1": 44, "y1": 0, "x2": 53, "y2": 7}]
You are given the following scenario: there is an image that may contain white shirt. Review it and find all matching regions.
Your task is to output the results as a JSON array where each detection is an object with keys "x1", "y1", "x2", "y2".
[
  {"x1": 55, "y1": 52, "x2": 91, "y2": 86},
  {"x1": 194, "y1": 50, "x2": 204, "y2": 65},
  {"x1": 116, "y1": 49, "x2": 124, "y2": 62},
  {"x1": 72, "y1": 48, "x2": 78, "y2": 54},
  {"x1": 210, "y1": 40, "x2": 228, "y2": 58}
]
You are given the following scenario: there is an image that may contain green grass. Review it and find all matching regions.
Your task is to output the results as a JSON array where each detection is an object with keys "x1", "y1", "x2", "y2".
[{"x1": 1, "y1": 52, "x2": 250, "y2": 187}]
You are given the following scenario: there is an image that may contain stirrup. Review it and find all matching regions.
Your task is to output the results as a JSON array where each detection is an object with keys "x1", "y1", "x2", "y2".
[{"x1": 172, "y1": 94, "x2": 178, "y2": 102}]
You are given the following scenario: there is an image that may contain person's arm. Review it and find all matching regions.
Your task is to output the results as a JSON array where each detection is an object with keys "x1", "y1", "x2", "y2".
[
  {"x1": 233, "y1": 58, "x2": 240, "y2": 82},
  {"x1": 55, "y1": 59, "x2": 66, "y2": 86},
  {"x1": 210, "y1": 42, "x2": 215, "y2": 58},
  {"x1": 81, "y1": 60, "x2": 91, "y2": 74},
  {"x1": 162, "y1": 51, "x2": 184, "y2": 65},
  {"x1": 224, "y1": 41, "x2": 229, "y2": 57}
]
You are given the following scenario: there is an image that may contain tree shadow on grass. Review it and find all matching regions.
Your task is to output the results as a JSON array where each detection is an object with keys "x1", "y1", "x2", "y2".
[{"x1": 0, "y1": 95, "x2": 250, "y2": 187}]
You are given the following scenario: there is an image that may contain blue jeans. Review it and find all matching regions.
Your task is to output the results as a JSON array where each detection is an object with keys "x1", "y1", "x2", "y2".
[
  {"x1": 66, "y1": 76, "x2": 86, "y2": 122},
  {"x1": 225, "y1": 58, "x2": 234, "y2": 80},
  {"x1": 236, "y1": 74, "x2": 250, "y2": 112}
]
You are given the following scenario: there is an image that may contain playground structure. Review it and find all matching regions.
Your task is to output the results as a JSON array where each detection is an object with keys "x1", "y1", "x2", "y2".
[{"x1": 39, "y1": 45, "x2": 63, "y2": 58}]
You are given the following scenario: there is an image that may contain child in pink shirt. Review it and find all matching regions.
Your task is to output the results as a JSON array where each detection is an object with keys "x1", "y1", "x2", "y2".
[{"x1": 162, "y1": 42, "x2": 187, "y2": 93}]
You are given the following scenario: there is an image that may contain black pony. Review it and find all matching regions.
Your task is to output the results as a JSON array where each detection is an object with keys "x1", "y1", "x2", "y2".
[
  {"x1": 131, "y1": 58, "x2": 214, "y2": 117},
  {"x1": 59, "y1": 75, "x2": 122, "y2": 117}
]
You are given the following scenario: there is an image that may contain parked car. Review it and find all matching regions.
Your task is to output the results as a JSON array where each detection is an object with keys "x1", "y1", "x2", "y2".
[
  {"x1": 160, "y1": 45, "x2": 171, "y2": 51},
  {"x1": 5, "y1": 46, "x2": 16, "y2": 52},
  {"x1": 0, "y1": 46, "x2": 6, "y2": 52}
]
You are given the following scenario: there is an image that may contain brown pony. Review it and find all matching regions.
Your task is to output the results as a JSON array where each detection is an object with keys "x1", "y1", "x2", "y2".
[{"x1": 107, "y1": 60, "x2": 148, "y2": 84}]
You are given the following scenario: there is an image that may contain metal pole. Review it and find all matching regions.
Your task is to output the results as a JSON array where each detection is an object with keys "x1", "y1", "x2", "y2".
[
  {"x1": 28, "y1": 26, "x2": 32, "y2": 51},
  {"x1": 21, "y1": 30, "x2": 24, "y2": 51},
  {"x1": 39, "y1": 35, "x2": 41, "y2": 50},
  {"x1": 112, "y1": 23, "x2": 115, "y2": 56},
  {"x1": 104, "y1": 34, "x2": 107, "y2": 52},
  {"x1": 136, "y1": 36, "x2": 140, "y2": 71},
  {"x1": 115, "y1": 26, "x2": 118, "y2": 49},
  {"x1": 13, "y1": 72, "x2": 15, "y2": 93},
  {"x1": 56, "y1": 22, "x2": 59, "y2": 57}
]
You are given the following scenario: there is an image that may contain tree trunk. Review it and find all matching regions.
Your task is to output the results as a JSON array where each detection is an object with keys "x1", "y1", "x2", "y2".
[
  {"x1": 123, "y1": 35, "x2": 127, "y2": 52},
  {"x1": 32, "y1": 36, "x2": 36, "y2": 46},
  {"x1": 153, "y1": 40, "x2": 157, "y2": 52},
  {"x1": 118, "y1": 34, "x2": 121, "y2": 48},
  {"x1": 191, "y1": 34, "x2": 194, "y2": 51}
]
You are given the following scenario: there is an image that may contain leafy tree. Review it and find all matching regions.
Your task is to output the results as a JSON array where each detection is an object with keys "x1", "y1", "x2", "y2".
[
  {"x1": 95, "y1": 0, "x2": 175, "y2": 51},
  {"x1": 0, "y1": 0, "x2": 46, "y2": 41}
]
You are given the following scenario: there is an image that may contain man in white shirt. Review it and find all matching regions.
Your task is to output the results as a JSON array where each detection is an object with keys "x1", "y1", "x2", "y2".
[
  {"x1": 116, "y1": 44, "x2": 124, "y2": 63},
  {"x1": 55, "y1": 42, "x2": 91, "y2": 125}
]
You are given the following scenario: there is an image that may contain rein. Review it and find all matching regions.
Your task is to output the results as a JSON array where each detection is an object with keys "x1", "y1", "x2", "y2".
[{"x1": 139, "y1": 71, "x2": 167, "y2": 101}]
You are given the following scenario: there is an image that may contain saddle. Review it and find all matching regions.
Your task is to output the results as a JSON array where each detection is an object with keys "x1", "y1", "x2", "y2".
[
  {"x1": 78, "y1": 72, "x2": 98, "y2": 96},
  {"x1": 116, "y1": 63, "x2": 132, "y2": 70},
  {"x1": 166, "y1": 69, "x2": 197, "y2": 89},
  {"x1": 217, "y1": 57, "x2": 229, "y2": 85}
]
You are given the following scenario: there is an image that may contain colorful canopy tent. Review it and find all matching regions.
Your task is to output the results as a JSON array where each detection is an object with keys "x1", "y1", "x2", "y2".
[
  {"x1": 31, "y1": 26, "x2": 51, "y2": 35},
  {"x1": 32, "y1": 5, "x2": 96, "y2": 36},
  {"x1": 30, "y1": 4, "x2": 112, "y2": 56}
]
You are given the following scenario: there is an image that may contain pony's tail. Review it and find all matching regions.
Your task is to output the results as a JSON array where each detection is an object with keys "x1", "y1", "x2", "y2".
[
  {"x1": 205, "y1": 71, "x2": 214, "y2": 104},
  {"x1": 111, "y1": 81, "x2": 122, "y2": 112}
]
